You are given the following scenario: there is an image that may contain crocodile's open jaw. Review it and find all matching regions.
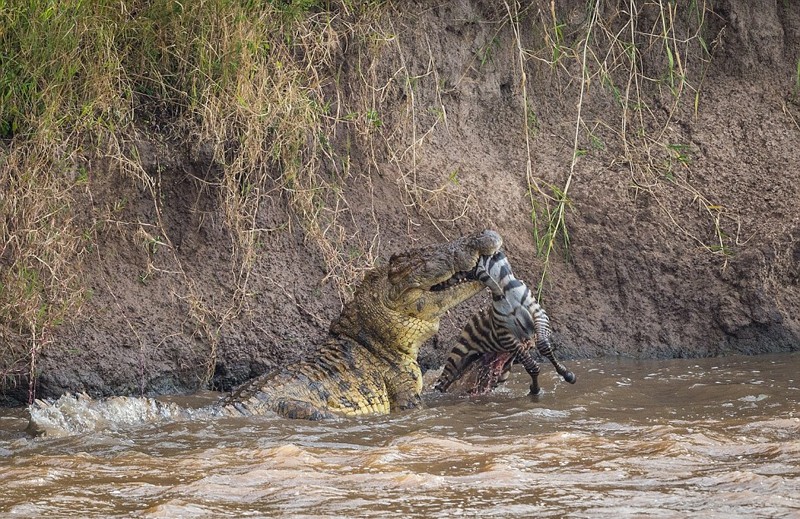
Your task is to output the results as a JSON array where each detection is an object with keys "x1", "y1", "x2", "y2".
[
  {"x1": 429, "y1": 265, "x2": 479, "y2": 292},
  {"x1": 382, "y1": 230, "x2": 502, "y2": 321}
]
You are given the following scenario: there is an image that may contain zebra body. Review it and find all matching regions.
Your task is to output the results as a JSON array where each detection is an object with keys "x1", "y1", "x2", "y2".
[{"x1": 435, "y1": 252, "x2": 576, "y2": 395}]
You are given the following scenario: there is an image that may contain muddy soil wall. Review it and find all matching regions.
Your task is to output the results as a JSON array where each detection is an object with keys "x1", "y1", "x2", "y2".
[{"x1": 4, "y1": 0, "x2": 798, "y2": 404}]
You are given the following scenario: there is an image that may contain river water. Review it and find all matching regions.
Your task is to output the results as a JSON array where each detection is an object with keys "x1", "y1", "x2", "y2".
[{"x1": 1, "y1": 353, "x2": 798, "y2": 518}]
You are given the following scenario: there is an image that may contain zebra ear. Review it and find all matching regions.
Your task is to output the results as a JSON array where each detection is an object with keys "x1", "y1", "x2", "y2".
[{"x1": 512, "y1": 305, "x2": 536, "y2": 341}]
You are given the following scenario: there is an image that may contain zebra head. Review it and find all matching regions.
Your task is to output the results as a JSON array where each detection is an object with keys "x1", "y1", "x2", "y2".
[{"x1": 475, "y1": 251, "x2": 539, "y2": 343}]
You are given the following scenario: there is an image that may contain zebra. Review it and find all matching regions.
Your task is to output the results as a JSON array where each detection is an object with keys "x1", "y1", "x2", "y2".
[{"x1": 434, "y1": 251, "x2": 576, "y2": 395}]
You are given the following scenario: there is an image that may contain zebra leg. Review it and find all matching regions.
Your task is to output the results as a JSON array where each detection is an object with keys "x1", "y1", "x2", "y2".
[
  {"x1": 527, "y1": 302, "x2": 576, "y2": 385},
  {"x1": 535, "y1": 338, "x2": 576, "y2": 384},
  {"x1": 516, "y1": 349, "x2": 543, "y2": 395}
]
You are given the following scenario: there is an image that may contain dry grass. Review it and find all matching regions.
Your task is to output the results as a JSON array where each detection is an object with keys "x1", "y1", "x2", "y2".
[
  {"x1": 0, "y1": 0, "x2": 746, "y2": 398},
  {"x1": 0, "y1": 0, "x2": 388, "y2": 397},
  {"x1": 498, "y1": 0, "x2": 735, "y2": 296}
]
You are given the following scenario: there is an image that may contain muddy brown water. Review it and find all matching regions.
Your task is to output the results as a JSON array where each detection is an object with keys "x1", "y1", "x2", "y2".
[{"x1": 1, "y1": 353, "x2": 798, "y2": 518}]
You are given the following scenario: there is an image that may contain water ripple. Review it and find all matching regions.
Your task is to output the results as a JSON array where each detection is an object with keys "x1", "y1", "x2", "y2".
[{"x1": 1, "y1": 353, "x2": 799, "y2": 518}]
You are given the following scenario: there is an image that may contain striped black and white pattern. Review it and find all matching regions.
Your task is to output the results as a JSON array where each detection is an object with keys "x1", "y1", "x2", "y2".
[{"x1": 435, "y1": 251, "x2": 576, "y2": 395}]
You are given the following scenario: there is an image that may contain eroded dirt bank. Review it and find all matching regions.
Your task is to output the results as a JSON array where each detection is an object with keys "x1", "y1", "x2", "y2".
[{"x1": 3, "y1": 0, "x2": 799, "y2": 404}]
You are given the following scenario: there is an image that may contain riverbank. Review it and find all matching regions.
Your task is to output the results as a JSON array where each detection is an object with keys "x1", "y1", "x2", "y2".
[{"x1": 1, "y1": 1, "x2": 798, "y2": 405}]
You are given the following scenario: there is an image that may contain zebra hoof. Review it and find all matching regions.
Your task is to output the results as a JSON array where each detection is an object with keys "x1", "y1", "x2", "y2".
[
  {"x1": 563, "y1": 371, "x2": 576, "y2": 384},
  {"x1": 529, "y1": 386, "x2": 542, "y2": 396}
]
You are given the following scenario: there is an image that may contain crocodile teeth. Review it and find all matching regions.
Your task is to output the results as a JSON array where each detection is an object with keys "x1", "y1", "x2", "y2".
[{"x1": 430, "y1": 268, "x2": 478, "y2": 291}]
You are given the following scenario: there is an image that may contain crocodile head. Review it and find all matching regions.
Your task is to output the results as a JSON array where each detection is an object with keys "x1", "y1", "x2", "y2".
[
  {"x1": 385, "y1": 229, "x2": 503, "y2": 320},
  {"x1": 331, "y1": 230, "x2": 503, "y2": 354}
]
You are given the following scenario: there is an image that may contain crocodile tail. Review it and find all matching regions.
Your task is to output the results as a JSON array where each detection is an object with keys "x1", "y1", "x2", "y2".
[{"x1": 26, "y1": 393, "x2": 199, "y2": 437}]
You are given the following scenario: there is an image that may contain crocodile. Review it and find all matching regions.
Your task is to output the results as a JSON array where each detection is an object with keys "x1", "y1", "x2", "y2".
[
  {"x1": 219, "y1": 229, "x2": 503, "y2": 419},
  {"x1": 28, "y1": 229, "x2": 503, "y2": 433}
]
